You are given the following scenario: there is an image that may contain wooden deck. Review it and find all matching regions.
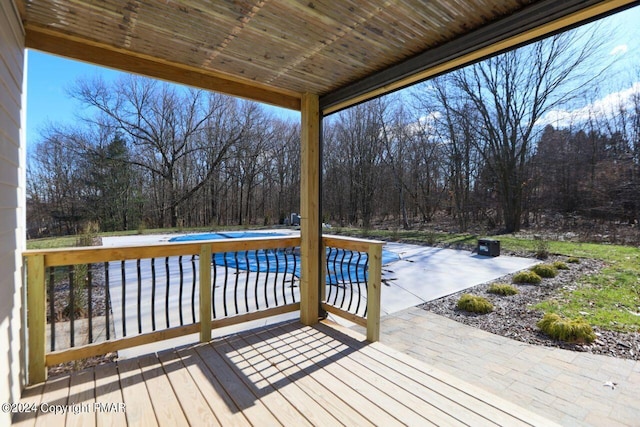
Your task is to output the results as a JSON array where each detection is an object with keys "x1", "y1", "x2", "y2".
[{"x1": 13, "y1": 320, "x2": 557, "y2": 427}]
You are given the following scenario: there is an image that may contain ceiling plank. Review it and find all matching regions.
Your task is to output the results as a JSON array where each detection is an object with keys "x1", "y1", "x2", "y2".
[
  {"x1": 25, "y1": 24, "x2": 302, "y2": 111},
  {"x1": 321, "y1": 0, "x2": 640, "y2": 115}
]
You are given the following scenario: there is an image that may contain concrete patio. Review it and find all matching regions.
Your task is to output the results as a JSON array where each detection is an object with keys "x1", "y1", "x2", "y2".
[{"x1": 363, "y1": 307, "x2": 640, "y2": 427}]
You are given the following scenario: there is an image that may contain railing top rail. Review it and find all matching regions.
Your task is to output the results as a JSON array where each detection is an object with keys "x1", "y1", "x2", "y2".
[
  {"x1": 23, "y1": 235, "x2": 302, "y2": 267},
  {"x1": 322, "y1": 234, "x2": 385, "y2": 252}
]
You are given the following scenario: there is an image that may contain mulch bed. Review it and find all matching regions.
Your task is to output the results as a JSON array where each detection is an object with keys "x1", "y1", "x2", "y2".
[{"x1": 420, "y1": 255, "x2": 640, "y2": 360}]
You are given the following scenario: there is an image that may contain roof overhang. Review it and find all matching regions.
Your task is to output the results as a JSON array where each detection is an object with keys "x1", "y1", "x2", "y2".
[{"x1": 15, "y1": 0, "x2": 639, "y2": 116}]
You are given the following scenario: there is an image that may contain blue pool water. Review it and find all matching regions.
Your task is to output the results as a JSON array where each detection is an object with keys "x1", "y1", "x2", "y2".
[{"x1": 169, "y1": 232, "x2": 399, "y2": 283}]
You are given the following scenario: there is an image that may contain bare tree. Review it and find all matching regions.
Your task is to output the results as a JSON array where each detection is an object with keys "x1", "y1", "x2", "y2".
[
  {"x1": 70, "y1": 75, "x2": 246, "y2": 227},
  {"x1": 444, "y1": 28, "x2": 607, "y2": 232}
]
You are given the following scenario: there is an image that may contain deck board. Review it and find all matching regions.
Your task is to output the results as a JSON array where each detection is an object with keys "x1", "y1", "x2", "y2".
[
  {"x1": 239, "y1": 326, "x2": 375, "y2": 427},
  {"x1": 14, "y1": 319, "x2": 559, "y2": 427},
  {"x1": 67, "y1": 369, "x2": 96, "y2": 427},
  {"x1": 264, "y1": 323, "x2": 432, "y2": 426},
  {"x1": 117, "y1": 358, "x2": 158, "y2": 427},
  {"x1": 156, "y1": 350, "x2": 219, "y2": 427},
  {"x1": 176, "y1": 347, "x2": 251, "y2": 427},
  {"x1": 94, "y1": 363, "x2": 127, "y2": 427},
  {"x1": 137, "y1": 354, "x2": 190, "y2": 427},
  {"x1": 222, "y1": 334, "x2": 337, "y2": 426},
  {"x1": 193, "y1": 343, "x2": 282, "y2": 426}
]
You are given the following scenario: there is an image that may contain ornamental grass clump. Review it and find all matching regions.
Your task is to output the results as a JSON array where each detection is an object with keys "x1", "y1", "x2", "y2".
[
  {"x1": 512, "y1": 271, "x2": 542, "y2": 284},
  {"x1": 456, "y1": 294, "x2": 493, "y2": 314},
  {"x1": 530, "y1": 264, "x2": 558, "y2": 278},
  {"x1": 553, "y1": 261, "x2": 569, "y2": 270},
  {"x1": 537, "y1": 313, "x2": 596, "y2": 343},
  {"x1": 487, "y1": 283, "x2": 519, "y2": 296},
  {"x1": 567, "y1": 257, "x2": 581, "y2": 264}
]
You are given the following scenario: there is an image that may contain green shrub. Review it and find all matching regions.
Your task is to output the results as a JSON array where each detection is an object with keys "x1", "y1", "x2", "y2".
[
  {"x1": 512, "y1": 271, "x2": 542, "y2": 284},
  {"x1": 487, "y1": 283, "x2": 519, "y2": 296},
  {"x1": 537, "y1": 313, "x2": 596, "y2": 343},
  {"x1": 456, "y1": 294, "x2": 494, "y2": 314},
  {"x1": 566, "y1": 257, "x2": 581, "y2": 264},
  {"x1": 530, "y1": 264, "x2": 558, "y2": 278},
  {"x1": 553, "y1": 261, "x2": 569, "y2": 270}
]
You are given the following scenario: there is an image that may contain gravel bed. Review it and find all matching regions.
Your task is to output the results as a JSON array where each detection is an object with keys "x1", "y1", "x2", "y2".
[
  {"x1": 420, "y1": 255, "x2": 640, "y2": 360},
  {"x1": 47, "y1": 263, "x2": 116, "y2": 377}
]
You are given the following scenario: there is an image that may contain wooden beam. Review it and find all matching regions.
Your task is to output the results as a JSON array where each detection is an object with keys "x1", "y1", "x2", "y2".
[
  {"x1": 320, "y1": 304, "x2": 367, "y2": 328},
  {"x1": 23, "y1": 236, "x2": 301, "y2": 267},
  {"x1": 300, "y1": 93, "x2": 320, "y2": 325},
  {"x1": 44, "y1": 304, "x2": 299, "y2": 366},
  {"x1": 366, "y1": 243, "x2": 383, "y2": 342},
  {"x1": 46, "y1": 324, "x2": 201, "y2": 366},
  {"x1": 199, "y1": 244, "x2": 212, "y2": 343},
  {"x1": 321, "y1": 0, "x2": 639, "y2": 114},
  {"x1": 24, "y1": 24, "x2": 302, "y2": 111},
  {"x1": 27, "y1": 255, "x2": 46, "y2": 384}
]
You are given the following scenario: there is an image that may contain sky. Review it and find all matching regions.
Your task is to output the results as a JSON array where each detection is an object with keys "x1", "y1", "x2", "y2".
[{"x1": 25, "y1": 5, "x2": 640, "y2": 146}]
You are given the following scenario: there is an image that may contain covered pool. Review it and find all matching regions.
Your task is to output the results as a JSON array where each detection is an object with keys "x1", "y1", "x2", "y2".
[{"x1": 169, "y1": 231, "x2": 399, "y2": 283}]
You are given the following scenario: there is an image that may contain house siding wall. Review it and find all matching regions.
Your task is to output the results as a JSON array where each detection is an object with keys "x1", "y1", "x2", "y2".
[{"x1": 0, "y1": 1, "x2": 25, "y2": 422}]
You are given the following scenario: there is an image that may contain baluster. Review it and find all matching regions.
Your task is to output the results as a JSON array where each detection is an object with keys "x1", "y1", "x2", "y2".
[
  {"x1": 191, "y1": 255, "x2": 197, "y2": 323},
  {"x1": 104, "y1": 262, "x2": 110, "y2": 340},
  {"x1": 69, "y1": 265, "x2": 75, "y2": 347},
  {"x1": 282, "y1": 248, "x2": 288, "y2": 304},
  {"x1": 264, "y1": 250, "x2": 270, "y2": 308},
  {"x1": 291, "y1": 247, "x2": 298, "y2": 302},
  {"x1": 121, "y1": 260, "x2": 126, "y2": 337},
  {"x1": 342, "y1": 251, "x2": 354, "y2": 309},
  {"x1": 233, "y1": 252, "x2": 240, "y2": 314},
  {"x1": 87, "y1": 264, "x2": 93, "y2": 343},
  {"x1": 151, "y1": 258, "x2": 156, "y2": 331},
  {"x1": 273, "y1": 249, "x2": 280, "y2": 306},
  {"x1": 333, "y1": 249, "x2": 346, "y2": 306},
  {"x1": 165, "y1": 257, "x2": 170, "y2": 328},
  {"x1": 48, "y1": 267, "x2": 55, "y2": 352},
  {"x1": 253, "y1": 250, "x2": 261, "y2": 311},
  {"x1": 211, "y1": 253, "x2": 217, "y2": 319},
  {"x1": 222, "y1": 252, "x2": 229, "y2": 317},
  {"x1": 354, "y1": 252, "x2": 363, "y2": 315},
  {"x1": 179, "y1": 255, "x2": 184, "y2": 325},
  {"x1": 243, "y1": 251, "x2": 250, "y2": 313},
  {"x1": 137, "y1": 259, "x2": 142, "y2": 334},
  {"x1": 363, "y1": 257, "x2": 369, "y2": 317},
  {"x1": 326, "y1": 247, "x2": 335, "y2": 303}
]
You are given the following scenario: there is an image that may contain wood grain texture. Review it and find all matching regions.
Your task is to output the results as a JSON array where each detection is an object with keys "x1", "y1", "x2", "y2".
[
  {"x1": 18, "y1": 320, "x2": 561, "y2": 427},
  {"x1": 17, "y1": 0, "x2": 633, "y2": 109}
]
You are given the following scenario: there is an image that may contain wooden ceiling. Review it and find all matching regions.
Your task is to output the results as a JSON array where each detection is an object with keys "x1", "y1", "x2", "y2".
[{"x1": 14, "y1": 0, "x2": 639, "y2": 114}]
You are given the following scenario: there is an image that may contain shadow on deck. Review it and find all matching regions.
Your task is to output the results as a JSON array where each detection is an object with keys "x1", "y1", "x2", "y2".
[{"x1": 14, "y1": 319, "x2": 557, "y2": 426}]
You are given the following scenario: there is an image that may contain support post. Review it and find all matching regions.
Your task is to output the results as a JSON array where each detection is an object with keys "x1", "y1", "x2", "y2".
[
  {"x1": 366, "y1": 244, "x2": 383, "y2": 342},
  {"x1": 199, "y1": 244, "x2": 212, "y2": 342},
  {"x1": 27, "y1": 255, "x2": 46, "y2": 384},
  {"x1": 300, "y1": 93, "x2": 321, "y2": 325}
]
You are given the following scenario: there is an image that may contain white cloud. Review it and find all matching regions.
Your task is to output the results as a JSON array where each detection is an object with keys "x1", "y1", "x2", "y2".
[
  {"x1": 610, "y1": 44, "x2": 628, "y2": 56},
  {"x1": 537, "y1": 82, "x2": 640, "y2": 128}
]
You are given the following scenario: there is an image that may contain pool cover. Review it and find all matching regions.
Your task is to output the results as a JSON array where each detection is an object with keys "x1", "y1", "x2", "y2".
[{"x1": 169, "y1": 232, "x2": 399, "y2": 283}]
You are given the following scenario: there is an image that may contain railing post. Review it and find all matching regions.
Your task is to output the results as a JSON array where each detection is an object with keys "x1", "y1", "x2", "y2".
[
  {"x1": 366, "y1": 243, "x2": 382, "y2": 342},
  {"x1": 27, "y1": 255, "x2": 47, "y2": 384},
  {"x1": 199, "y1": 244, "x2": 212, "y2": 342}
]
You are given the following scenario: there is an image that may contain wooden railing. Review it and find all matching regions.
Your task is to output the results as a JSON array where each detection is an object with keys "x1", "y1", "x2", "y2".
[
  {"x1": 23, "y1": 234, "x2": 384, "y2": 384},
  {"x1": 321, "y1": 235, "x2": 383, "y2": 342}
]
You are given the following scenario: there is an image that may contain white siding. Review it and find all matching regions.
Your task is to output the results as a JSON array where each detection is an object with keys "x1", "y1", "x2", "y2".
[{"x1": 0, "y1": 1, "x2": 25, "y2": 423}]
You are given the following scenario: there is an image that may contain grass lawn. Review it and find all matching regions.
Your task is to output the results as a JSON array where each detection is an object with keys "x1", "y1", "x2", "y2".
[{"x1": 333, "y1": 227, "x2": 640, "y2": 332}]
